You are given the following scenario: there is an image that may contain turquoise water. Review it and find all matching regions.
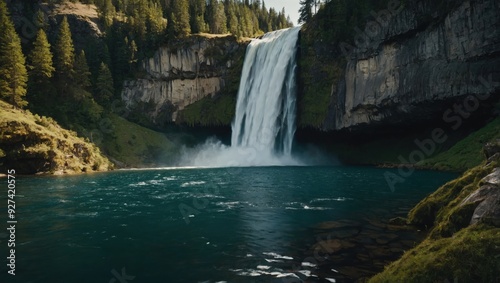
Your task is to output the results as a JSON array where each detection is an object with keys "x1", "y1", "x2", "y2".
[{"x1": 0, "y1": 166, "x2": 456, "y2": 283}]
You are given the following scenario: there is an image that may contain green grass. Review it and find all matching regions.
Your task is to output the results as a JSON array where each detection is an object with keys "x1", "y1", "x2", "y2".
[
  {"x1": 100, "y1": 115, "x2": 178, "y2": 167},
  {"x1": 369, "y1": 224, "x2": 500, "y2": 283},
  {"x1": 178, "y1": 94, "x2": 236, "y2": 127},
  {"x1": 371, "y1": 134, "x2": 500, "y2": 282},
  {"x1": 417, "y1": 117, "x2": 500, "y2": 171},
  {"x1": 407, "y1": 160, "x2": 497, "y2": 230}
]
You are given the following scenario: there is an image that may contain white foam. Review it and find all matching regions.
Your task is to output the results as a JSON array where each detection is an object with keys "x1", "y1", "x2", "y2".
[
  {"x1": 301, "y1": 262, "x2": 317, "y2": 267},
  {"x1": 265, "y1": 259, "x2": 284, "y2": 263},
  {"x1": 310, "y1": 197, "x2": 351, "y2": 203},
  {"x1": 298, "y1": 270, "x2": 312, "y2": 277},
  {"x1": 181, "y1": 181, "x2": 206, "y2": 187},
  {"x1": 262, "y1": 252, "x2": 293, "y2": 260}
]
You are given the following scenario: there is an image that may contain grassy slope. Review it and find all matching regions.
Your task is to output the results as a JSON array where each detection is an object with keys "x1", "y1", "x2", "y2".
[
  {"x1": 417, "y1": 117, "x2": 500, "y2": 171},
  {"x1": 100, "y1": 115, "x2": 178, "y2": 167},
  {"x1": 0, "y1": 100, "x2": 112, "y2": 174},
  {"x1": 370, "y1": 161, "x2": 500, "y2": 282},
  {"x1": 369, "y1": 123, "x2": 500, "y2": 282},
  {"x1": 370, "y1": 224, "x2": 500, "y2": 282}
]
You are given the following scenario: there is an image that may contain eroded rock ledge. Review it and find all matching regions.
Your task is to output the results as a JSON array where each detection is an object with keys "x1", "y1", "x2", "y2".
[{"x1": 122, "y1": 35, "x2": 249, "y2": 126}]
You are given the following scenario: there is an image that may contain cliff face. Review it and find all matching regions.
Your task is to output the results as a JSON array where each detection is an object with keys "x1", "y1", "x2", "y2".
[
  {"x1": 122, "y1": 35, "x2": 249, "y2": 126},
  {"x1": 301, "y1": 0, "x2": 500, "y2": 132}
]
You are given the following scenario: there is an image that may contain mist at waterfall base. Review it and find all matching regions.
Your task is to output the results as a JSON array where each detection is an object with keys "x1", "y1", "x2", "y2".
[{"x1": 179, "y1": 27, "x2": 329, "y2": 167}]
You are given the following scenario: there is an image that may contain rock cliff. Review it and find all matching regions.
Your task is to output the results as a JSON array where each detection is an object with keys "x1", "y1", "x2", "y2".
[
  {"x1": 300, "y1": 0, "x2": 500, "y2": 132},
  {"x1": 122, "y1": 35, "x2": 249, "y2": 126}
]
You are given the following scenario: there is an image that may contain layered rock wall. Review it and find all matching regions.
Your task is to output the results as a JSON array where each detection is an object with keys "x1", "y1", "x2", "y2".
[
  {"x1": 122, "y1": 35, "x2": 248, "y2": 125},
  {"x1": 323, "y1": 0, "x2": 500, "y2": 131}
]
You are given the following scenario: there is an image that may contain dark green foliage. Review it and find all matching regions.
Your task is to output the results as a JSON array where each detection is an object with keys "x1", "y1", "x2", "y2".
[
  {"x1": 189, "y1": 0, "x2": 208, "y2": 33},
  {"x1": 29, "y1": 29, "x2": 54, "y2": 84},
  {"x1": 208, "y1": 0, "x2": 227, "y2": 34},
  {"x1": 27, "y1": 29, "x2": 55, "y2": 111},
  {"x1": 0, "y1": 1, "x2": 28, "y2": 108},
  {"x1": 172, "y1": 0, "x2": 191, "y2": 37},
  {"x1": 54, "y1": 16, "x2": 75, "y2": 87},
  {"x1": 298, "y1": 0, "x2": 313, "y2": 24},
  {"x1": 34, "y1": 9, "x2": 49, "y2": 31},
  {"x1": 73, "y1": 50, "x2": 91, "y2": 89},
  {"x1": 95, "y1": 62, "x2": 114, "y2": 105}
]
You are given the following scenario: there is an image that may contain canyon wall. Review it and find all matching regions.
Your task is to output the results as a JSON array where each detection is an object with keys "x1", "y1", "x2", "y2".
[
  {"x1": 122, "y1": 35, "x2": 248, "y2": 126},
  {"x1": 304, "y1": 0, "x2": 500, "y2": 131}
]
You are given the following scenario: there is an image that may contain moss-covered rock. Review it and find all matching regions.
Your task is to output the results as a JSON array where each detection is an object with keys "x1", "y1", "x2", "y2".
[
  {"x1": 371, "y1": 137, "x2": 500, "y2": 281},
  {"x1": 0, "y1": 100, "x2": 113, "y2": 174},
  {"x1": 369, "y1": 224, "x2": 500, "y2": 283}
]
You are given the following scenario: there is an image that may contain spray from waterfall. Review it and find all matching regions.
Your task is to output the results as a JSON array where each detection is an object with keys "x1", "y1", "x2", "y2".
[{"x1": 180, "y1": 27, "x2": 302, "y2": 167}]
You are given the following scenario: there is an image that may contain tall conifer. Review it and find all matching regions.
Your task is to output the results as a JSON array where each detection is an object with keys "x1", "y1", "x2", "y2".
[
  {"x1": 55, "y1": 16, "x2": 75, "y2": 85},
  {"x1": 0, "y1": 1, "x2": 28, "y2": 107}
]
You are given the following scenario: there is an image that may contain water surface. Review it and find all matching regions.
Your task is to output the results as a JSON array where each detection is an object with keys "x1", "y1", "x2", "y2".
[{"x1": 0, "y1": 166, "x2": 456, "y2": 282}]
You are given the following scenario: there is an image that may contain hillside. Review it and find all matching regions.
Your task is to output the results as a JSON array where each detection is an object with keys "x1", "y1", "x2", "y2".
[{"x1": 0, "y1": 100, "x2": 112, "y2": 175}]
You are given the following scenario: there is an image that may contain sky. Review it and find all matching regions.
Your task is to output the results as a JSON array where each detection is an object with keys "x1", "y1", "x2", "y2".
[{"x1": 265, "y1": 0, "x2": 301, "y2": 26}]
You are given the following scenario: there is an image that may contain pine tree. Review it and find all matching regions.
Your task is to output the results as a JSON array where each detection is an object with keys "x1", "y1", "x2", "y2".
[
  {"x1": 34, "y1": 9, "x2": 49, "y2": 31},
  {"x1": 55, "y1": 16, "x2": 75, "y2": 85},
  {"x1": 0, "y1": 1, "x2": 28, "y2": 107},
  {"x1": 226, "y1": 1, "x2": 239, "y2": 36},
  {"x1": 95, "y1": 62, "x2": 114, "y2": 104},
  {"x1": 189, "y1": 0, "x2": 208, "y2": 33},
  {"x1": 208, "y1": 0, "x2": 227, "y2": 33},
  {"x1": 208, "y1": 0, "x2": 227, "y2": 34},
  {"x1": 172, "y1": 0, "x2": 191, "y2": 36},
  {"x1": 298, "y1": 0, "x2": 314, "y2": 24},
  {"x1": 29, "y1": 29, "x2": 55, "y2": 85},
  {"x1": 73, "y1": 50, "x2": 91, "y2": 89}
]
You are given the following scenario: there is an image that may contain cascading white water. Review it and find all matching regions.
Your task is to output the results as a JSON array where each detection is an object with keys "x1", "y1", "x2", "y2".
[
  {"x1": 180, "y1": 27, "x2": 302, "y2": 167},
  {"x1": 232, "y1": 27, "x2": 300, "y2": 156}
]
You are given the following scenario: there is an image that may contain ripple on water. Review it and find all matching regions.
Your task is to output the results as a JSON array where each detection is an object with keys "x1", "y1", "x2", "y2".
[
  {"x1": 180, "y1": 181, "x2": 206, "y2": 187},
  {"x1": 284, "y1": 201, "x2": 335, "y2": 211},
  {"x1": 215, "y1": 201, "x2": 253, "y2": 210}
]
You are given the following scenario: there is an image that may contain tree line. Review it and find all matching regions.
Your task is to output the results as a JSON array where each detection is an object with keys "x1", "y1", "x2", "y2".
[
  {"x1": 75, "y1": 0, "x2": 292, "y2": 38},
  {"x1": 0, "y1": 1, "x2": 113, "y2": 133},
  {"x1": 0, "y1": 0, "x2": 292, "y2": 134}
]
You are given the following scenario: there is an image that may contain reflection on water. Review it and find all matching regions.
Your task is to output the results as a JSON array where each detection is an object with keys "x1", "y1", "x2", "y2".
[{"x1": 0, "y1": 167, "x2": 456, "y2": 283}]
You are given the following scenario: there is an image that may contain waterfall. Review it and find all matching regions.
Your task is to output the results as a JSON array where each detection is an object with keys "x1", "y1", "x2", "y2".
[
  {"x1": 232, "y1": 27, "x2": 300, "y2": 156},
  {"x1": 181, "y1": 27, "x2": 301, "y2": 167}
]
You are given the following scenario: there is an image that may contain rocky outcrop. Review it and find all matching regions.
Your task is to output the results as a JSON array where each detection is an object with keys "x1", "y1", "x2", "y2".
[
  {"x1": 122, "y1": 35, "x2": 249, "y2": 126},
  {"x1": 0, "y1": 101, "x2": 113, "y2": 175},
  {"x1": 304, "y1": 0, "x2": 500, "y2": 131},
  {"x1": 370, "y1": 137, "x2": 500, "y2": 282},
  {"x1": 461, "y1": 167, "x2": 500, "y2": 226}
]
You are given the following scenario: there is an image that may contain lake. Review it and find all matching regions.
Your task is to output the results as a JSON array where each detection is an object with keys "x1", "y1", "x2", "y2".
[{"x1": 0, "y1": 166, "x2": 456, "y2": 283}]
